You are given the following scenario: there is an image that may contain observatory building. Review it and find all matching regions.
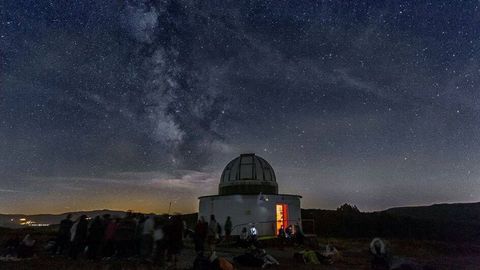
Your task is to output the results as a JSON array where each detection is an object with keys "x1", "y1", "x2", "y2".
[{"x1": 198, "y1": 153, "x2": 302, "y2": 236}]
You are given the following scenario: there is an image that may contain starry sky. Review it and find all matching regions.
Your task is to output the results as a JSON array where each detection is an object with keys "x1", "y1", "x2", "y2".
[{"x1": 1, "y1": 1, "x2": 480, "y2": 214}]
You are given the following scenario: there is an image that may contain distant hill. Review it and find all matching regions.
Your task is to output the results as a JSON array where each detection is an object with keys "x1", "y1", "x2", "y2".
[
  {"x1": 302, "y1": 202, "x2": 480, "y2": 241},
  {"x1": 0, "y1": 210, "x2": 198, "y2": 229},
  {"x1": 384, "y1": 202, "x2": 480, "y2": 224},
  {"x1": 0, "y1": 209, "x2": 129, "y2": 228}
]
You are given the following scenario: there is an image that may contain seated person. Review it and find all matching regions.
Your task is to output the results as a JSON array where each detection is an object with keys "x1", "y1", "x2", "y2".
[
  {"x1": 17, "y1": 234, "x2": 36, "y2": 258},
  {"x1": 2, "y1": 235, "x2": 20, "y2": 257}
]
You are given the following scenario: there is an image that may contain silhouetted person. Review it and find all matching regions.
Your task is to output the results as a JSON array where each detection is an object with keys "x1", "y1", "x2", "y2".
[
  {"x1": 17, "y1": 234, "x2": 35, "y2": 258},
  {"x1": 153, "y1": 217, "x2": 166, "y2": 266},
  {"x1": 285, "y1": 225, "x2": 293, "y2": 239},
  {"x1": 70, "y1": 215, "x2": 88, "y2": 259},
  {"x1": 278, "y1": 225, "x2": 285, "y2": 238},
  {"x1": 237, "y1": 227, "x2": 248, "y2": 247},
  {"x1": 224, "y1": 216, "x2": 232, "y2": 241},
  {"x1": 217, "y1": 222, "x2": 223, "y2": 241},
  {"x1": 194, "y1": 216, "x2": 207, "y2": 254},
  {"x1": 102, "y1": 214, "x2": 111, "y2": 227},
  {"x1": 102, "y1": 217, "x2": 119, "y2": 257},
  {"x1": 278, "y1": 225, "x2": 286, "y2": 248},
  {"x1": 116, "y1": 212, "x2": 136, "y2": 258},
  {"x1": 56, "y1": 214, "x2": 73, "y2": 255},
  {"x1": 294, "y1": 224, "x2": 304, "y2": 245},
  {"x1": 370, "y1": 238, "x2": 390, "y2": 270},
  {"x1": 141, "y1": 215, "x2": 155, "y2": 259},
  {"x1": 166, "y1": 215, "x2": 183, "y2": 267},
  {"x1": 2, "y1": 234, "x2": 20, "y2": 257},
  {"x1": 87, "y1": 216, "x2": 104, "y2": 260},
  {"x1": 248, "y1": 224, "x2": 258, "y2": 245},
  {"x1": 134, "y1": 214, "x2": 145, "y2": 257},
  {"x1": 207, "y1": 215, "x2": 218, "y2": 252}
]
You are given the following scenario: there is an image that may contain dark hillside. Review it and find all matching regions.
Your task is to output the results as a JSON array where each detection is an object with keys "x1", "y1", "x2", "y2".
[
  {"x1": 302, "y1": 203, "x2": 480, "y2": 242},
  {"x1": 384, "y1": 202, "x2": 480, "y2": 224}
]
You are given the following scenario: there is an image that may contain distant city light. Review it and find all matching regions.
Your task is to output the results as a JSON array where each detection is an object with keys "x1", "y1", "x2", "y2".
[{"x1": 17, "y1": 217, "x2": 50, "y2": 227}]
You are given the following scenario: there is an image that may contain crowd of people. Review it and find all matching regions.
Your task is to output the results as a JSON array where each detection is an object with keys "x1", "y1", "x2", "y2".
[
  {"x1": 1, "y1": 213, "x2": 244, "y2": 264},
  {"x1": 54, "y1": 211, "x2": 184, "y2": 266},
  {"x1": 2, "y1": 213, "x2": 307, "y2": 269},
  {"x1": 193, "y1": 215, "x2": 237, "y2": 254}
]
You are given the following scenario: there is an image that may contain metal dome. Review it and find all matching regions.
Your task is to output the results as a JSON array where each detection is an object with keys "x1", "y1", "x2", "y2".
[{"x1": 219, "y1": 153, "x2": 278, "y2": 195}]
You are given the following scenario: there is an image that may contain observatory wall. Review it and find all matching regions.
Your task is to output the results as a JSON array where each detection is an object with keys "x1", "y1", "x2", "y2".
[{"x1": 198, "y1": 194, "x2": 301, "y2": 236}]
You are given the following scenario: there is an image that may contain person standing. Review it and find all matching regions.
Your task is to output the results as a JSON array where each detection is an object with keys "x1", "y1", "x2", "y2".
[
  {"x1": 166, "y1": 215, "x2": 183, "y2": 268},
  {"x1": 56, "y1": 214, "x2": 73, "y2": 255},
  {"x1": 285, "y1": 225, "x2": 293, "y2": 239},
  {"x1": 134, "y1": 214, "x2": 145, "y2": 257},
  {"x1": 207, "y1": 215, "x2": 219, "y2": 252},
  {"x1": 238, "y1": 227, "x2": 248, "y2": 247},
  {"x1": 278, "y1": 225, "x2": 286, "y2": 238},
  {"x1": 153, "y1": 217, "x2": 166, "y2": 266},
  {"x1": 248, "y1": 224, "x2": 258, "y2": 245},
  {"x1": 194, "y1": 216, "x2": 207, "y2": 254},
  {"x1": 86, "y1": 216, "x2": 104, "y2": 260},
  {"x1": 141, "y1": 215, "x2": 155, "y2": 259},
  {"x1": 278, "y1": 225, "x2": 286, "y2": 249},
  {"x1": 69, "y1": 215, "x2": 88, "y2": 259},
  {"x1": 294, "y1": 224, "x2": 304, "y2": 246},
  {"x1": 116, "y1": 212, "x2": 136, "y2": 258},
  {"x1": 224, "y1": 216, "x2": 232, "y2": 241},
  {"x1": 102, "y1": 217, "x2": 118, "y2": 258}
]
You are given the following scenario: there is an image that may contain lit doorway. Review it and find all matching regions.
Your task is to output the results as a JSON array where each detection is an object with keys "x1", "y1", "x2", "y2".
[{"x1": 276, "y1": 204, "x2": 288, "y2": 235}]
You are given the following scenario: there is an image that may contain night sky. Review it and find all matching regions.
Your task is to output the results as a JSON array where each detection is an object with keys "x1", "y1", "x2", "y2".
[{"x1": 1, "y1": 1, "x2": 479, "y2": 214}]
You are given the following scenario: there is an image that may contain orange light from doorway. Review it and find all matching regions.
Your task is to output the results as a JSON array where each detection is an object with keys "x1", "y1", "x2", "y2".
[{"x1": 276, "y1": 203, "x2": 288, "y2": 235}]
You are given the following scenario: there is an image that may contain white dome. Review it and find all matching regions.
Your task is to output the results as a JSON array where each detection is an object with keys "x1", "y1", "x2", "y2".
[{"x1": 219, "y1": 153, "x2": 278, "y2": 195}]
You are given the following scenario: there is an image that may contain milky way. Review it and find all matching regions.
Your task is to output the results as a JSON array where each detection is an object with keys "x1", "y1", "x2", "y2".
[{"x1": 1, "y1": 1, "x2": 480, "y2": 214}]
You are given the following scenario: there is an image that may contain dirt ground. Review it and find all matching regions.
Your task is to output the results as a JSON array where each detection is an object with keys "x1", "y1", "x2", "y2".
[{"x1": 1, "y1": 238, "x2": 480, "y2": 269}]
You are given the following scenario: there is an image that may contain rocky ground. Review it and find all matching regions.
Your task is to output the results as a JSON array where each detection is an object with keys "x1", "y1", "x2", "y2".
[{"x1": 1, "y1": 238, "x2": 479, "y2": 269}]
